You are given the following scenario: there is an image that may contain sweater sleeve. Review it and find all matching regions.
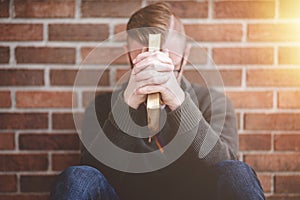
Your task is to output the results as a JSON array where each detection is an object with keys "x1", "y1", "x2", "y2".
[{"x1": 167, "y1": 88, "x2": 238, "y2": 165}]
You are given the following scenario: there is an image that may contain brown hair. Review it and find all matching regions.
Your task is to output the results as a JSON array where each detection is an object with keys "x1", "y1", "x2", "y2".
[{"x1": 126, "y1": 2, "x2": 174, "y2": 47}]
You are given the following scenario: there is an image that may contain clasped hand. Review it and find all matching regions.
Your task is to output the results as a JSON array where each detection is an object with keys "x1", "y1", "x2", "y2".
[{"x1": 124, "y1": 50, "x2": 185, "y2": 111}]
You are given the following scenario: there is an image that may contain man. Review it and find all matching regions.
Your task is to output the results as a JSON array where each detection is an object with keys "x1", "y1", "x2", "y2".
[{"x1": 50, "y1": 2, "x2": 265, "y2": 200}]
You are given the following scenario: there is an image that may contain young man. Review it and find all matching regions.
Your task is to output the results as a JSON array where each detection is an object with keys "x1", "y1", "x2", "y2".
[{"x1": 50, "y1": 2, "x2": 265, "y2": 200}]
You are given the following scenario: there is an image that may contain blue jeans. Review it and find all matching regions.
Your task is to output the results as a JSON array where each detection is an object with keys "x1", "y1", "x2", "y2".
[{"x1": 50, "y1": 160, "x2": 265, "y2": 200}]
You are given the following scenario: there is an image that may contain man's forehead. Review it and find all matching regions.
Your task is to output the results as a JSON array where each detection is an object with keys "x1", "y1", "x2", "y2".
[{"x1": 127, "y1": 31, "x2": 186, "y2": 55}]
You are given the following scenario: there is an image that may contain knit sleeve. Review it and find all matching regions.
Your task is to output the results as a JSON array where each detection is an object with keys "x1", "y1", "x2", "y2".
[{"x1": 167, "y1": 88, "x2": 238, "y2": 165}]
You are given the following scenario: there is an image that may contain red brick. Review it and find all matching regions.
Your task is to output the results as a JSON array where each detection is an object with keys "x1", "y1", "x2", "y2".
[
  {"x1": 50, "y1": 69, "x2": 110, "y2": 86},
  {"x1": 0, "y1": 69, "x2": 44, "y2": 86},
  {"x1": 0, "y1": 113, "x2": 48, "y2": 130},
  {"x1": 257, "y1": 173, "x2": 271, "y2": 193},
  {"x1": 213, "y1": 48, "x2": 273, "y2": 65},
  {"x1": 52, "y1": 153, "x2": 81, "y2": 171},
  {"x1": 146, "y1": 1, "x2": 208, "y2": 18},
  {"x1": 0, "y1": 46, "x2": 9, "y2": 63},
  {"x1": 239, "y1": 134, "x2": 271, "y2": 151},
  {"x1": 244, "y1": 153, "x2": 300, "y2": 172},
  {"x1": 188, "y1": 47, "x2": 208, "y2": 64},
  {"x1": 0, "y1": 0, "x2": 9, "y2": 17},
  {"x1": 14, "y1": 0, "x2": 74, "y2": 18},
  {"x1": 0, "y1": 24, "x2": 43, "y2": 41},
  {"x1": 114, "y1": 24, "x2": 127, "y2": 41},
  {"x1": 115, "y1": 69, "x2": 131, "y2": 85},
  {"x1": 16, "y1": 91, "x2": 75, "y2": 108},
  {"x1": 279, "y1": 0, "x2": 300, "y2": 18},
  {"x1": 274, "y1": 134, "x2": 300, "y2": 151},
  {"x1": 248, "y1": 24, "x2": 300, "y2": 42},
  {"x1": 19, "y1": 133, "x2": 80, "y2": 150},
  {"x1": 184, "y1": 69, "x2": 242, "y2": 87},
  {"x1": 267, "y1": 195, "x2": 300, "y2": 200},
  {"x1": 0, "y1": 175, "x2": 17, "y2": 192},
  {"x1": 81, "y1": 1, "x2": 141, "y2": 18},
  {"x1": 52, "y1": 113, "x2": 83, "y2": 130},
  {"x1": 214, "y1": 1, "x2": 275, "y2": 19},
  {"x1": 275, "y1": 175, "x2": 300, "y2": 193},
  {"x1": 279, "y1": 47, "x2": 300, "y2": 65},
  {"x1": 0, "y1": 194, "x2": 48, "y2": 200},
  {"x1": 0, "y1": 154, "x2": 48, "y2": 171},
  {"x1": 15, "y1": 47, "x2": 75, "y2": 64},
  {"x1": 0, "y1": 91, "x2": 11, "y2": 108},
  {"x1": 185, "y1": 24, "x2": 242, "y2": 42},
  {"x1": 226, "y1": 91, "x2": 273, "y2": 109},
  {"x1": 82, "y1": 90, "x2": 113, "y2": 107},
  {"x1": 49, "y1": 24, "x2": 109, "y2": 42},
  {"x1": 0, "y1": 133, "x2": 15, "y2": 150},
  {"x1": 245, "y1": 113, "x2": 300, "y2": 130},
  {"x1": 247, "y1": 69, "x2": 300, "y2": 87},
  {"x1": 278, "y1": 91, "x2": 300, "y2": 109},
  {"x1": 81, "y1": 47, "x2": 128, "y2": 65},
  {"x1": 21, "y1": 175, "x2": 57, "y2": 192}
]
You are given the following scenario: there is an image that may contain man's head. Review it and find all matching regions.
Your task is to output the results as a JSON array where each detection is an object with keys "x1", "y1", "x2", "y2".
[{"x1": 126, "y1": 2, "x2": 189, "y2": 79}]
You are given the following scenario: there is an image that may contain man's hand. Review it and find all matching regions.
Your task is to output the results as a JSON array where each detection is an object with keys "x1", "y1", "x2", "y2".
[{"x1": 124, "y1": 50, "x2": 185, "y2": 111}]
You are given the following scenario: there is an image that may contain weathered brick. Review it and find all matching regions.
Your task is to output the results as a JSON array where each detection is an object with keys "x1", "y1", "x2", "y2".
[
  {"x1": 0, "y1": 0, "x2": 9, "y2": 18},
  {"x1": 0, "y1": 46, "x2": 9, "y2": 63},
  {"x1": 185, "y1": 24, "x2": 242, "y2": 42},
  {"x1": 226, "y1": 91, "x2": 273, "y2": 109},
  {"x1": 21, "y1": 175, "x2": 57, "y2": 193},
  {"x1": 247, "y1": 69, "x2": 300, "y2": 87},
  {"x1": 278, "y1": 91, "x2": 300, "y2": 109},
  {"x1": 50, "y1": 69, "x2": 110, "y2": 86},
  {"x1": 267, "y1": 195, "x2": 300, "y2": 200},
  {"x1": 248, "y1": 24, "x2": 300, "y2": 42},
  {"x1": 0, "y1": 91, "x2": 11, "y2": 108},
  {"x1": 214, "y1": 1, "x2": 275, "y2": 19},
  {"x1": 49, "y1": 24, "x2": 109, "y2": 41},
  {"x1": 16, "y1": 91, "x2": 75, "y2": 108},
  {"x1": 81, "y1": 47, "x2": 128, "y2": 65},
  {"x1": 245, "y1": 113, "x2": 300, "y2": 130},
  {"x1": 0, "y1": 194, "x2": 49, "y2": 200},
  {"x1": 0, "y1": 175, "x2": 17, "y2": 192},
  {"x1": 0, "y1": 113, "x2": 48, "y2": 130},
  {"x1": 213, "y1": 48, "x2": 273, "y2": 65},
  {"x1": 146, "y1": 1, "x2": 208, "y2": 18},
  {"x1": 52, "y1": 153, "x2": 81, "y2": 171},
  {"x1": 0, "y1": 69, "x2": 44, "y2": 86},
  {"x1": 52, "y1": 113, "x2": 83, "y2": 130},
  {"x1": 188, "y1": 47, "x2": 208, "y2": 64},
  {"x1": 82, "y1": 90, "x2": 113, "y2": 107},
  {"x1": 244, "y1": 153, "x2": 300, "y2": 172},
  {"x1": 279, "y1": 0, "x2": 300, "y2": 18},
  {"x1": 81, "y1": 1, "x2": 141, "y2": 18},
  {"x1": 275, "y1": 175, "x2": 300, "y2": 193},
  {"x1": 0, "y1": 24, "x2": 43, "y2": 41},
  {"x1": 257, "y1": 173, "x2": 271, "y2": 193},
  {"x1": 14, "y1": 0, "x2": 74, "y2": 18},
  {"x1": 0, "y1": 133, "x2": 15, "y2": 150},
  {"x1": 184, "y1": 69, "x2": 242, "y2": 87},
  {"x1": 15, "y1": 47, "x2": 75, "y2": 64},
  {"x1": 279, "y1": 47, "x2": 300, "y2": 65},
  {"x1": 239, "y1": 134, "x2": 271, "y2": 151},
  {"x1": 0, "y1": 154, "x2": 48, "y2": 171},
  {"x1": 19, "y1": 133, "x2": 80, "y2": 150},
  {"x1": 274, "y1": 134, "x2": 300, "y2": 151}
]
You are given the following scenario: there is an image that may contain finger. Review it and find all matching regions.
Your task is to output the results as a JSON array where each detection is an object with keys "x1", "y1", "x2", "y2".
[
  {"x1": 136, "y1": 74, "x2": 170, "y2": 88},
  {"x1": 133, "y1": 51, "x2": 172, "y2": 65},
  {"x1": 133, "y1": 60, "x2": 173, "y2": 75},
  {"x1": 136, "y1": 85, "x2": 165, "y2": 95},
  {"x1": 135, "y1": 70, "x2": 170, "y2": 82}
]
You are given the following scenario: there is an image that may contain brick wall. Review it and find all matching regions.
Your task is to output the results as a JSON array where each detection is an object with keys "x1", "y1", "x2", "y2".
[{"x1": 0, "y1": 0, "x2": 300, "y2": 199}]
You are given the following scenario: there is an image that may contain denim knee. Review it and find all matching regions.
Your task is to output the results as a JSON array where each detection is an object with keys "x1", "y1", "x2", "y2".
[
  {"x1": 212, "y1": 160, "x2": 265, "y2": 200},
  {"x1": 50, "y1": 165, "x2": 113, "y2": 200}
]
